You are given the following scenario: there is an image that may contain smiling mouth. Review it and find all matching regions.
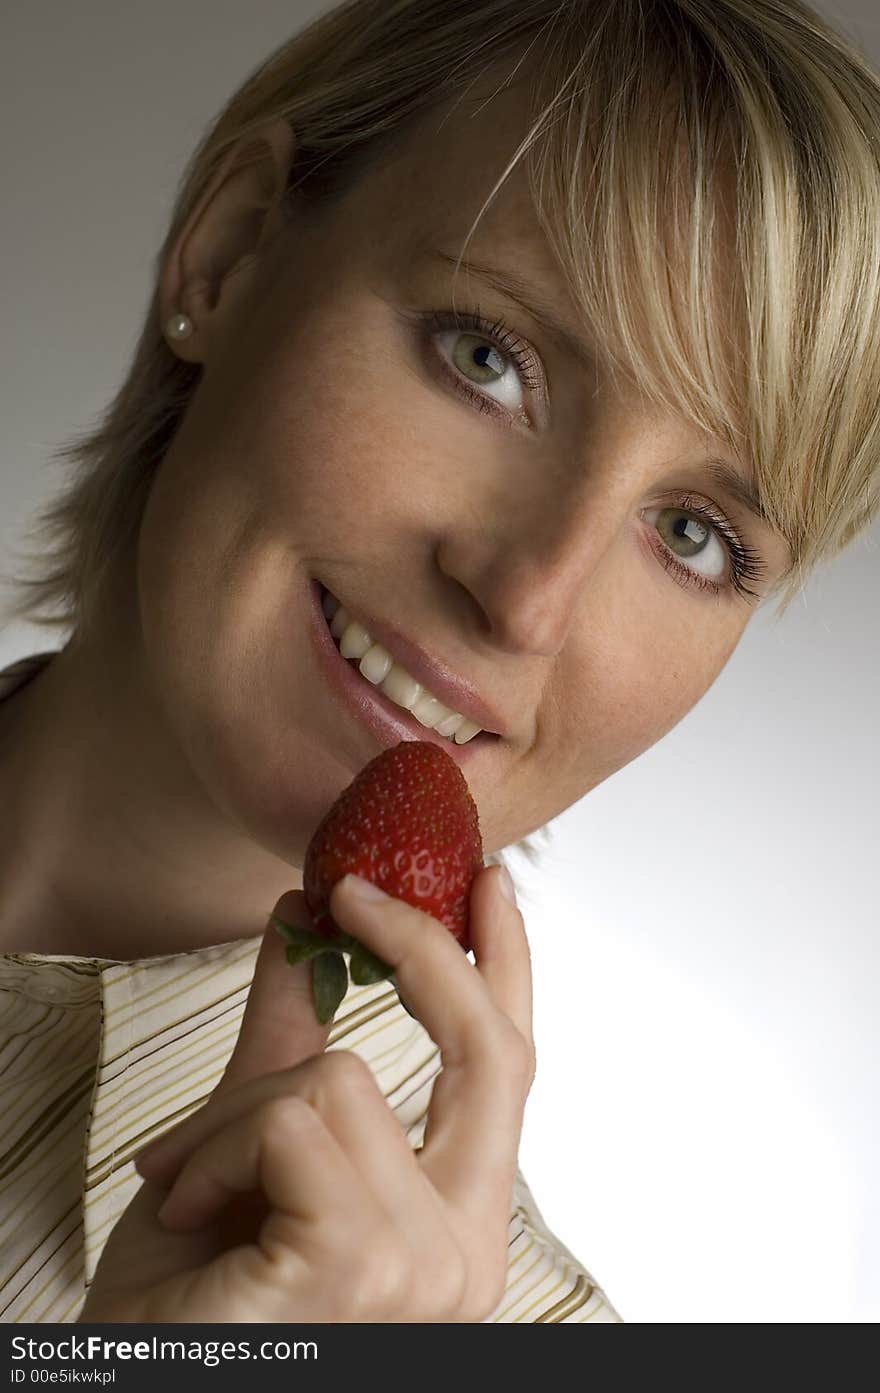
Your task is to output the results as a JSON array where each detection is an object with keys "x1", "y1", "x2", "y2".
[{"x1": 319, "y1": 585, "x2": 497, "y2": 745}]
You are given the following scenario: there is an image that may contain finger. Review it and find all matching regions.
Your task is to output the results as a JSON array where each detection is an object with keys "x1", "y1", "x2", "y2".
[
  {"x1": 469, "y1": 865, "x2": 534, "y2": 1057},
  {"x1": 155, "y1": 1094, "x2": 376, "y2": 1236},
  {"x1": 135, "y1": 892, "x2": 332, "y2": 1174},
  {"x1": 328, "y1": 876, "x2": 492, "y2": 1063},
  {"x1": 136, "y1": 1047, "x2": 430, "y2": 1231},
  {"x1": 294, "y1": 1054, "x2": 449, "y2": 1246},
  {"x1": 217, "y1": 890, "x2": 333, "y2": 1095},
  {"x1": 154, "y1": 1058, "x2": 456, "y2": 1305},
  {"x1": 327, "y1": 876, "x2": 531, "y2": 1220}
]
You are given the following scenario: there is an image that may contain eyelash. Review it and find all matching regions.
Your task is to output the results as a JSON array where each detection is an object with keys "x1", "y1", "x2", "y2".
[
  {"x1": 649, "y1": 494, "x2": 768, "y2": 602},
  {"x1": 421, "y1": 304, "x2": 768, "y2": 602}
]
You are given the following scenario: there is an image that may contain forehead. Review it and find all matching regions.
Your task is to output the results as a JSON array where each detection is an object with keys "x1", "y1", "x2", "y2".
[
  {"x1": 331, "y1": 67, "x2": 740, "y2": 365},
  {"x1": 296, "y1": 60, "x2": 749, "y2": 456},
  {"x1": 341, "y1": 73, "x2": 565, "y2": 283}
]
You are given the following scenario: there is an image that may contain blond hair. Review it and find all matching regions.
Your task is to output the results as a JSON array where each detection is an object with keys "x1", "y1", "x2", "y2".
[{"x1": 3, "y1": 0, "x2": 879, "y2": 867}]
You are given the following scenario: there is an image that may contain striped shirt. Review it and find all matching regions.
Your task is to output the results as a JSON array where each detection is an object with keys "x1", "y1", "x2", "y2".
[{"x1": 0, "y1": 651, "x2": 622, "y2": 1324}]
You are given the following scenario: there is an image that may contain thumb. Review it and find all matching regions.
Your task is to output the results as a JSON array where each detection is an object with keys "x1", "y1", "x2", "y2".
[{"x1": 214, "y1": 890, "x2": 332, "y2": 1096}]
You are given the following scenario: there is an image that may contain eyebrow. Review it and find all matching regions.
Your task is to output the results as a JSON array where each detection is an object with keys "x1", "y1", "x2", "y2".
[
  {"x1": 700, "y1": 459, "x2": 770, "y2": 528},
  {"x1": 419, "y1": 246, "x2": 772, "y2": 531},
  {"x1": 420, "y1": 246, "x2": 597, "y2": 372}
]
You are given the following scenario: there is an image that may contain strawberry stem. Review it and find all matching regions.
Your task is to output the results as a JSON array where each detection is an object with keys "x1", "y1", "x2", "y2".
[
  {"x1": 272, "y1": 916, "x2": 349, "y2": 952},
  {"x1": 272, "y1": 915, "x2": 393, "y2": 1017}
]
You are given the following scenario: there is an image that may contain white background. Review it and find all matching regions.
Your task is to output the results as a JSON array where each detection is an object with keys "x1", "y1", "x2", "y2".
[{"x1": 2, "y1": 0, "x2": 877, "y2": 1322}]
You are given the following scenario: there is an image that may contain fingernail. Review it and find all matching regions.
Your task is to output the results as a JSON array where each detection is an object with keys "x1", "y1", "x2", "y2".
[
  {"x1": 497, "y1": 865, "x2": 517, "y2": 905},
  {"x1": 342, "y1": 874, "x2": 390, "y2": 902}
]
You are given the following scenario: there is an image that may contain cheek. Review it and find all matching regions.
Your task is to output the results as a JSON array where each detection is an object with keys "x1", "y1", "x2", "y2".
[
  {"x1": 546, "y1": 609, "x2": 746, "y2": 793},
  {"x1": 136, "y1": 433, "x2": 253, "y2": 635},
  {"x1": 259, "y1": 320, "x2": 427, "y2": 527},
  {"x1": 618, "y1": 612, "x2": 743, "y2": 744}
]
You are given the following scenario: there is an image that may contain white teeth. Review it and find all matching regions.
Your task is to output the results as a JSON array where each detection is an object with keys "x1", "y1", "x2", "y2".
[
  {"x1": 329, "y1": 605, "x2": 350, "y2": 641},
  {"x1": 410, "y1": 692, "x2": 452, "y2": 728},
  {"x1": 452, "y1": 718, "x2": 483, "y2": 745},
  {"x1": 379, "y1": 665, "x2": 422, "y2": 711},
  {"x1": 434, "y1": 711, "x2": 466, "y2": 738},
  {"x1": 339, "y1": 621, "x2": 373, "y2": 662},
  {"x1": 321, "y1": 589, "x2": 485, "y2": 743},
  {"x1": 358, "y1": 643, "x2": 393, "y2": 685}
]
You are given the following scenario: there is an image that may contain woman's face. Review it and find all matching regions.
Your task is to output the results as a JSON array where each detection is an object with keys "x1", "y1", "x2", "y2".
[{"x1": 138, "y1": 82, "x2": 790, "y2": 869}]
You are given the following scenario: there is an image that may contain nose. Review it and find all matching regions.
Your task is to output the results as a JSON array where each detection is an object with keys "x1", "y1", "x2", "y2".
[{"x1": 437, "y1": 476, "x2": 623, "y2": 658}]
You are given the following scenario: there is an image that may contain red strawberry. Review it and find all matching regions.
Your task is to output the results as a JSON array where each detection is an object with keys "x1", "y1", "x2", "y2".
[{"x1": 272, "y1": 740, "x2": 484, "y2": 1023}]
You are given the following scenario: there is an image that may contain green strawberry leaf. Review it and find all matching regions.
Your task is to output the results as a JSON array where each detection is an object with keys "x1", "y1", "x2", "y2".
[
  {"x1": 348, "y1": 942, "x2": 395, "y2": 986},
  {"x1": 284, "y1": 942, "x2": 325, "y2": 966},
  {"x1": 311, "y1": 951, "x2": 349, "y2": 1025},
  {"x1": 273, "y1": 915, "x2": 359, "y2": 955},
  {"x1": 272, "y1": 917, "x2": 321, "y2": 947}
]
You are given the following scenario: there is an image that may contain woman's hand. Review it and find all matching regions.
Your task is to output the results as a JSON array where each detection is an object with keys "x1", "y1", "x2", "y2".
[{"x1": 77, "y1": 865, "x2": 534, "y2": 1323}]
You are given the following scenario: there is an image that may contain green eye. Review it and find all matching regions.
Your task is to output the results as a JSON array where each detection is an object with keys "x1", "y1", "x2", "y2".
[
  {"x1": 644, "y1": 497, "x2": 767, "y2": 601},
  {"x1": 449, "y1": 333, "x2": 509, "y2": 386}
]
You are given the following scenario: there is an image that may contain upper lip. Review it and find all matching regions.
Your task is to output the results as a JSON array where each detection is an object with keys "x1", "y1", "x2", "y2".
[{"x1": 320, "y1": 583, "x2": 507, "y2": 737}]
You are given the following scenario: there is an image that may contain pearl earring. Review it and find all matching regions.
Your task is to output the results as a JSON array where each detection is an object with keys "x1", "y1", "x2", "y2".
[{"x1": 165, "y1": 312, "x2": 193, "y2": 341}]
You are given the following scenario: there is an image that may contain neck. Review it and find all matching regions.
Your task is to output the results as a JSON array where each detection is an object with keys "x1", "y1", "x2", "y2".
[{"x1": 0, "y1": 603, "x2": 303, "y2": 960}]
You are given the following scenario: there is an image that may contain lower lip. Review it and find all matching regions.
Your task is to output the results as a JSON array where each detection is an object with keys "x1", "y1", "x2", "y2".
[{"x1": 307, "y1": 579, "x2": 497, "y2": 768}]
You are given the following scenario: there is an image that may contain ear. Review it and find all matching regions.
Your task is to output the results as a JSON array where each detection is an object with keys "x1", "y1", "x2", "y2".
[{"x1": 158, "y1": 118, "x2": 296, "y2": 362}]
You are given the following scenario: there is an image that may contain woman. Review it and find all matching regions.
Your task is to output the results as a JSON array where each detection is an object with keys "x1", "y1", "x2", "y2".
[{"x1": 1, "y1": 0, "x2": 878, "y2": 1323}]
